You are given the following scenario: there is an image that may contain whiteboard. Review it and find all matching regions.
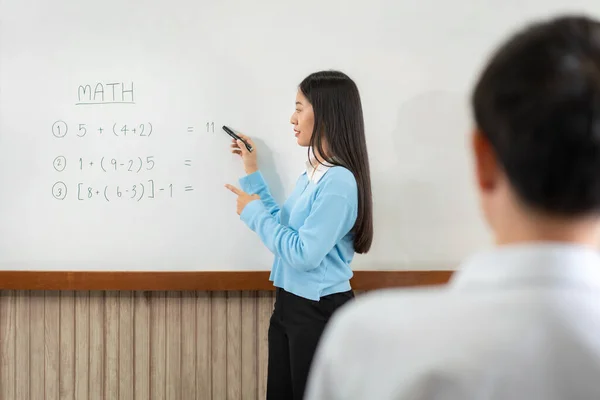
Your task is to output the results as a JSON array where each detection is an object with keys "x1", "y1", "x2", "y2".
[{"x1": 0, "y1": 0, "x2": 596, "y2": 271}]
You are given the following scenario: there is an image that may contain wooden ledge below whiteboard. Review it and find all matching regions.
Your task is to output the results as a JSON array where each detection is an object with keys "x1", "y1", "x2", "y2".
[{"x1": 0, "y1": 270, "x2": 454, "y2": 291}]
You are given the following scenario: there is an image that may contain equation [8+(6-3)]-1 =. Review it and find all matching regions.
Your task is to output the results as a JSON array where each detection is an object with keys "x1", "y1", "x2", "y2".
[{"x1": 50, "y1": 180, "x2": 195, "y2": 201}]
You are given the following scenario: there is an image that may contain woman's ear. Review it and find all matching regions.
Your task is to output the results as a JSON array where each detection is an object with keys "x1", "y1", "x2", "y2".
[{"x1": 472, "y1": 129, "x2": 499, "y2": 192}]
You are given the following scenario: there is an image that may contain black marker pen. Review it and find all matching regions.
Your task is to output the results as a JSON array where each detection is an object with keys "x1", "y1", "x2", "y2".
[{"x1": 222, "y1": 125, "x2": 253, "y2": 152}]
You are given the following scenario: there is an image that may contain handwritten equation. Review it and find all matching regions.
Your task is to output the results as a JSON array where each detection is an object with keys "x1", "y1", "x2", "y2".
[
  {"x1": 52, "y1": 120, "x2": 153, "y2": 138},
  {"x1": 52, "y1": 156, "x2": 162, "y2": 173},
  {"x1": 52, "y1": 180, "x2": 194, "y2": 202},
  {"x1": 52, "y1": 120, "x2": 220, "y2": 138}
]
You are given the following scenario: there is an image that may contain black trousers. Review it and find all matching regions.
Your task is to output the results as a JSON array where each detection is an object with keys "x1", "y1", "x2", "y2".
[{"x1": 266, "y1": 287, "x2": 354, "y2": 400}]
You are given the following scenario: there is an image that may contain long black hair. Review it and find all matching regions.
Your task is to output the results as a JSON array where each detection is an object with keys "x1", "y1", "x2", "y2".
[{"x1": 299, "y1": 70, "x2": 373, "y2": 253}]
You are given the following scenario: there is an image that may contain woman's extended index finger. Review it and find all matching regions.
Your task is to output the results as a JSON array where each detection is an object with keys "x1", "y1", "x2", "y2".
[{"x1": 224, "y1": 184, "x2": 242, "y2": 195}]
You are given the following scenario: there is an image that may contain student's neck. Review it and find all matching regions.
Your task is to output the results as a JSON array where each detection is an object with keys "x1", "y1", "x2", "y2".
[{"x1": 494, "y1": 213, "x2": 600, "y2": 248}]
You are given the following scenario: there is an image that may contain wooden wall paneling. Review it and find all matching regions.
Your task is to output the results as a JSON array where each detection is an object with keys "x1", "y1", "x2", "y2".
[{"x1": 0, "y1": 286, "x2": 446, "y2": 399}]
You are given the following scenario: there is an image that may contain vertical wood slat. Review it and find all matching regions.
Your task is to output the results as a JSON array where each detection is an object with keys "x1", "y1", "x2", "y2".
[
  {"x1": 134, "y1": 291, "x2": 150, "y2": 400},
  {"x1": 30, "y1": 291, "x2": 45, "y2": 399},
  {"x1": 166, "y1": 291, "x2": 181, "y2": 400},
  {"x1": 0, "y1": 289, "x2": 290, "y2": 399},
  {"x1": 89, "y1": 291, "x2": 104, "y2": 400},
  {"x1": 105, "y1": 290, "x2": 119, "y2": 399},
  {"x1": 75, "y1": 291, "x2": 90, "y2": 400},
  {"x1": 45, "y1": 291, "x2": 60, "y2": 400},
  {"x1": 227, "y1": 291, "x2": 242, "y2": 400},
  {"x1": 212, "y1": 291, "x2": 227, "y2": 399},
  {"x1": 181, "y1": 291, "x2": 196, "y2": 400},
  {"x1": 1, "y1": 290, "x2": 16, "y2": 400},
  {"x1": 150, "y1": 291, "x2": 166, "y2": 399},
  {"x1": 15, "y1": 290, "x2": 29, "y2": 400},
  {"x1": 60, "y1": 290, "x2": 75, "y2": 400},
  {"x1": 257, "y1": 291, "x2": 275, "y2": 400},
  {"x1": 196, "y1": 291, "x2": 212, "y2": 400},
  {"x1": 241, "y1": 290, "x2": 257, "y2": 400},
  {"x1": 119, "y1": 291, "x2": 134, "y2": 400}
]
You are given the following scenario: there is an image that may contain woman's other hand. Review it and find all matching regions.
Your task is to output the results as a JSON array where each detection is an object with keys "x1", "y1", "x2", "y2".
[{"x1": 224, "y1": 184, "x2": 260, "y2": 215}]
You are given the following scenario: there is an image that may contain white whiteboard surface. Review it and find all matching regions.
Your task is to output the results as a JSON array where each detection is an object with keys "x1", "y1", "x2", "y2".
[{"x1": 0, "y1": 0, "x2": 596, "y2": 271}]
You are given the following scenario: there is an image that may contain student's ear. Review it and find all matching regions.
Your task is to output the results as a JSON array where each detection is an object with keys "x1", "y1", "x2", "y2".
[{"x1": 472, "y1": 128, "x2": 499, "y2": 192}]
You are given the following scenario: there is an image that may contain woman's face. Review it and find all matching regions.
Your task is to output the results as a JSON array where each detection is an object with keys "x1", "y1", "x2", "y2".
[{"x1": 290, "y1": 89, "x2": 314, "y2": 147}]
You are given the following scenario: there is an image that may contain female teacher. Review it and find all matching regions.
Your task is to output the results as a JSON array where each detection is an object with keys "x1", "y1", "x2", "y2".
[{"x1": 225, "y1": 70, "x2": 373, "y2": 400}]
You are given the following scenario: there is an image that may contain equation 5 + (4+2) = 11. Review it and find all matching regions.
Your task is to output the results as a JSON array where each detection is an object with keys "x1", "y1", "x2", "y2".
[
  {"x1": 51, "y1": 180, "x2": 194, "y2": 202},
  {"x1": 52, "y1": 120, "x2": 153, "y2": 138}
]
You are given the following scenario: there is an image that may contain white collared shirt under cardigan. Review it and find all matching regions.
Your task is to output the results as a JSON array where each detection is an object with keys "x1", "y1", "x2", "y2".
[{"x1": 305, "y1": 243, "x2": 600, "y2": 399}]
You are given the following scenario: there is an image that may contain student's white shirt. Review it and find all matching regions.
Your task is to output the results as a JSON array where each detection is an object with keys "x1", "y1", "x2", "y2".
[
  {"x1": 305, "y1": 158, "x2": 331, "y2": 183},
  {"x1": 305, "y1": 149, "x2": 333, "y2": 183},
  {"x1": 305, "y1": 243, "x2": 600, "y2": 400}
]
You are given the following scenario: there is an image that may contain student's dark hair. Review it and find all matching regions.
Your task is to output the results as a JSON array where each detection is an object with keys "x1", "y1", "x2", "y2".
[
  {"x1": 472, "y1": 15, "x2": 600, "y2": 216},
  {"x1": 299, "y1": 70, "x2": 373, "y2": 253}
]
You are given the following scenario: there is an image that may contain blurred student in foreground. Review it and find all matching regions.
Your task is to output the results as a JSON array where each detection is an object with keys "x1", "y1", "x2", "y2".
[{"x1": 305, "y1": 14, "x2": 600, "y2": 400}]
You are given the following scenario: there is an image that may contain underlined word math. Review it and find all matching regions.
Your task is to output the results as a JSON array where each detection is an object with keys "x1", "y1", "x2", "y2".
[{"x1": 76, "y1": 82, "x2": 135, "y2": 105}]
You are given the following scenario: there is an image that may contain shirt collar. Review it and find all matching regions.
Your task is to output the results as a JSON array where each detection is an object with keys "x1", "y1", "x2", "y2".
[{"x1": 449, "y1": 242, "x2": 600, "y2": 291}]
